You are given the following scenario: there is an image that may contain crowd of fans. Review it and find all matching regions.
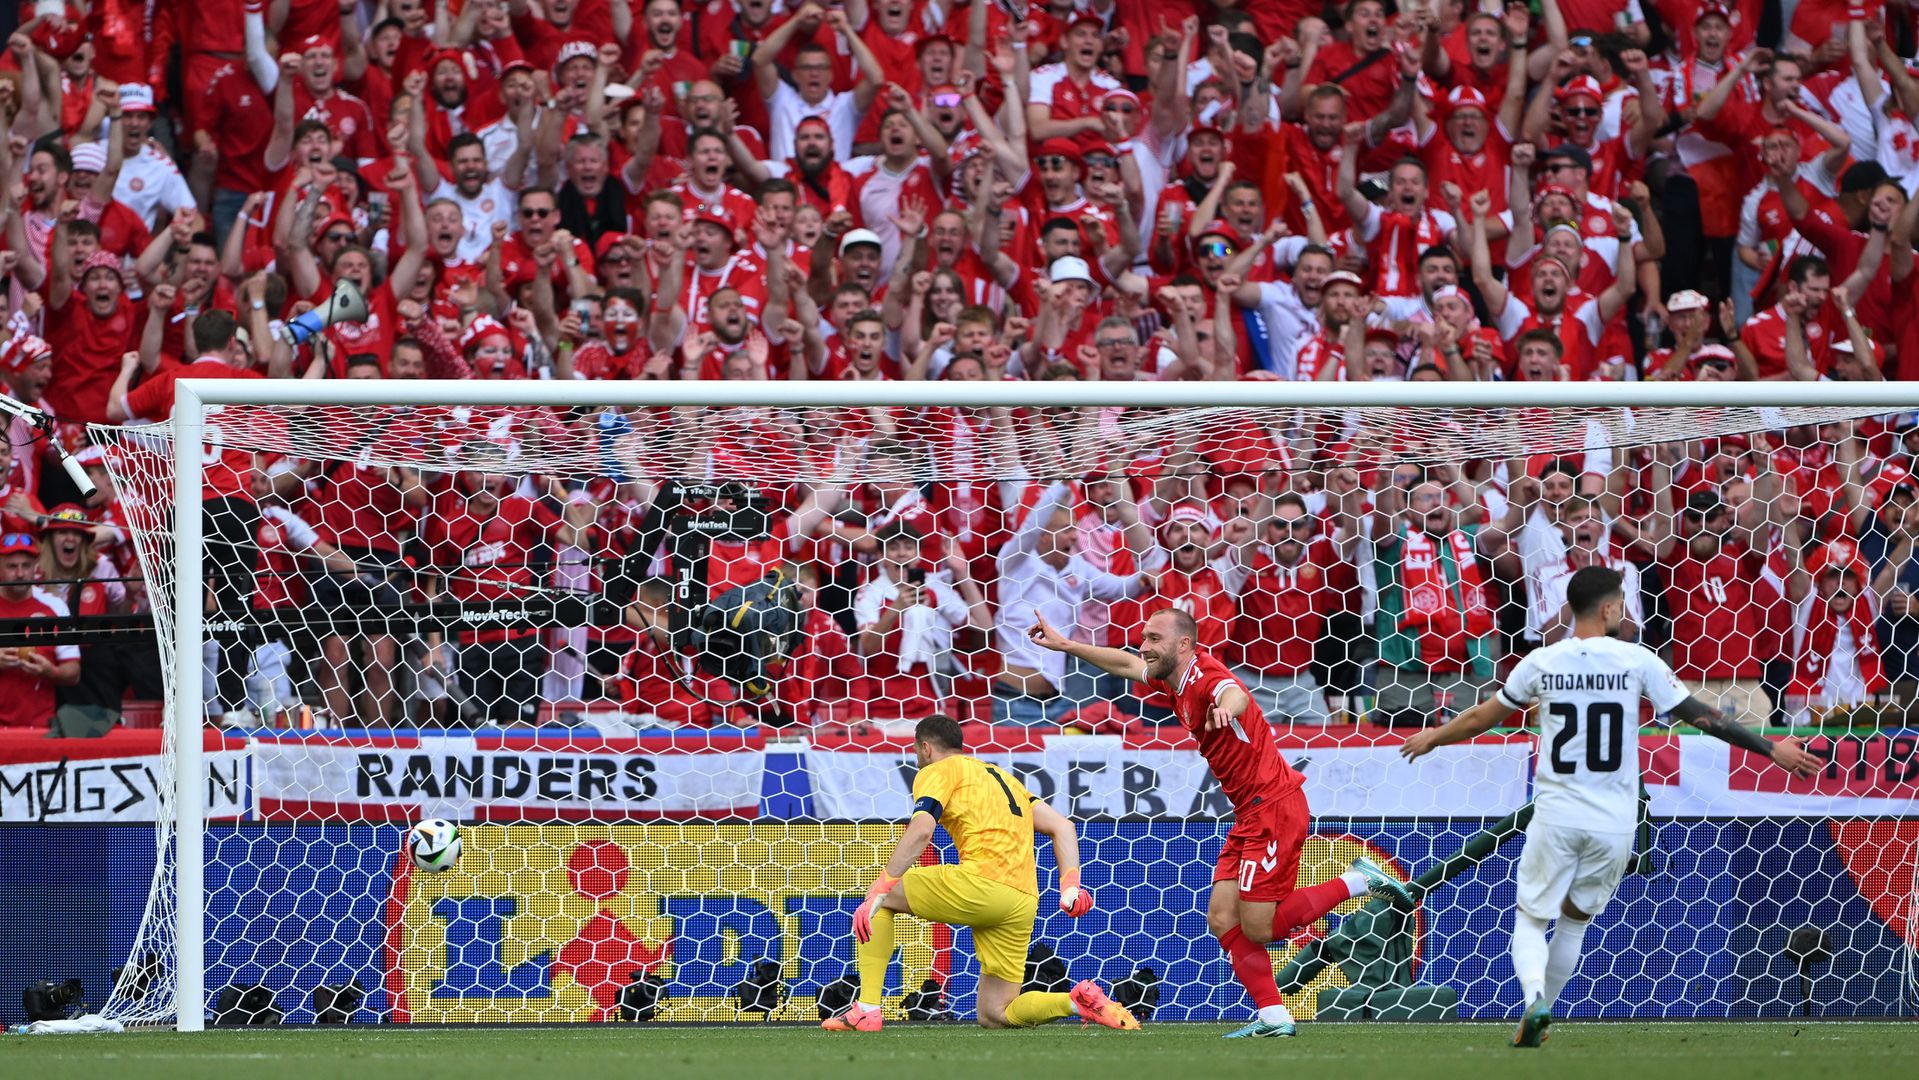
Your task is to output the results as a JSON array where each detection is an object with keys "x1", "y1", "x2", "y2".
[{"x1": 0, "y1": 0, "x2": 1917, "y2": 734}]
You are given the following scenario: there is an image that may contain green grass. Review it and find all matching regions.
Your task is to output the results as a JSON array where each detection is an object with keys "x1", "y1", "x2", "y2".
[{"x1": 3, "y1": 1022, "x2": 1914, "y2": 1080}]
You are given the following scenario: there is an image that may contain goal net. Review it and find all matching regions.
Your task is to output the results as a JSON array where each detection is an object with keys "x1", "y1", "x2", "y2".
[{"x1": 89, "y1": 381, "x2": 1918, "y2": 1027}]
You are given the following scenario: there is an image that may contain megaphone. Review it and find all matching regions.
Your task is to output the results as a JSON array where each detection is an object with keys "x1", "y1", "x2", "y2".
[{"x1": 277, "y1": 279, "x2": 371, "y2": 347}]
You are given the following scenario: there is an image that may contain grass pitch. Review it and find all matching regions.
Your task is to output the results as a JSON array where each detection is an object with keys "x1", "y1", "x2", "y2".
[{"x1": 4, "y1": 1022, "x2": 1914, "y2": 1080}]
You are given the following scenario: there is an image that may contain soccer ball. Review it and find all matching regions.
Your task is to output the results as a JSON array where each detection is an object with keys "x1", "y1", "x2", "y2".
[{"x1": 407, "y1": 819, "x2": 462, "y2": 873}]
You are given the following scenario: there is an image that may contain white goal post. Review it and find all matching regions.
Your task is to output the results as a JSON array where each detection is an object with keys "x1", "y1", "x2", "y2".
[{"x1": 125, "y1": 378, "x2": 1919, "y2": 1030}]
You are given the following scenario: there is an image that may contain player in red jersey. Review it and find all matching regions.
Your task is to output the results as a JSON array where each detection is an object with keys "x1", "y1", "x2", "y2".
[{"x1": 1027, "y1": 606, "x2": 1411, "y2": 1038}]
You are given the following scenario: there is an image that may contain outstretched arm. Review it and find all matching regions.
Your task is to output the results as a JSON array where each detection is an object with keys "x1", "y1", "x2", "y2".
[
  {"x1": 1026, "y1": 610, "x2": 1147, "y2": 682},
  {"x1": 1669, "y1": 696, "x2": 1820, "y2": 774},
  {"x1": 1400, "y1": 695, "x2": 1518, "y2": 760}
]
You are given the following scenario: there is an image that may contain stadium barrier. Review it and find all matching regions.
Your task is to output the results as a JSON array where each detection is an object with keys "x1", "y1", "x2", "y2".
[{"x1": 3, "y1": 726, "x2": 1913, "y2": 1024}]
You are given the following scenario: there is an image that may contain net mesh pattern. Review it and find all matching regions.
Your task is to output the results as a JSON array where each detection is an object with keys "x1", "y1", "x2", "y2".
[{"x1": 84, "y1": 401, "x2": 1919, "y2": 1026}]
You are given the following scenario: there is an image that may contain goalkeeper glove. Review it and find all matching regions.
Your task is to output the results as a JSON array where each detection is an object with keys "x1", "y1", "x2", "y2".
[
  {"x1": 1059, "y1": 869, "x2": 1094, "y2": 917},
  {"x1": 852, "y1": 873, "x2": 899, "y2": 944}
]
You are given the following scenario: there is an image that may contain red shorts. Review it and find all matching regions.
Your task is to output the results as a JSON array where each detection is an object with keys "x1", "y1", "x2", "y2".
[
  {"x1": 1211, "y1": 787, "x2": 1310, "y2": 904},
  {"x1": 181, "y1": 52, "x2": 233, "y2": 142}
]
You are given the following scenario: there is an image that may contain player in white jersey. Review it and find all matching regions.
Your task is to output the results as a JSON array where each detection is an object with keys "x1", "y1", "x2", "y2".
[{"x1": 1401, "y1": 566, "x2": 1819, "y2": 1049}]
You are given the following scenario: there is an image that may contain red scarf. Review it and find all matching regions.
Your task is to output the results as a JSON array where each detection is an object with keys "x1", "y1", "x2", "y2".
[
  {"x1": 1399, "y1": 527, "x2": 1494, "y2": 666},
  {"x1": 1790, "y1": 592, "x2": 1886, "y2": 698}
]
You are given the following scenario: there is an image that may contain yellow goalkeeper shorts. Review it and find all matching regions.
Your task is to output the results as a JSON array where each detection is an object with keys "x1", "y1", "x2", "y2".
[{"x1": 901, "y1": 864, "x2": 1038, "y2": 985}]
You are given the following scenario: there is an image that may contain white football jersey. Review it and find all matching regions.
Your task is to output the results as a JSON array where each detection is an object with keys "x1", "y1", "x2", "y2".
[{"x1": 1497, "y1": 637, "x2": 1691, "y2": 834}]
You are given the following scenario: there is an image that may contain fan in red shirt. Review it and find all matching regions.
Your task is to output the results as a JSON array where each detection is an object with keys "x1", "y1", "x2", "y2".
[
  {"x1": 1026, "y1": 606, "x2": 1408, "y2": 1036},
  {"x1": 44, "y1": 245, "x2": 141, "y2": 426},
  {"x1": 1737, "y1": 254, "x2": 1846, "y2": 380},
  {"x1": 286, "y1": 37, "x2": 382, "y2": 159},
  {"x1": 106, "y1": 310, "x2": 268, "y2": 721},
  {"x1": 425, "y1": 472, "x2": 573, "y2": 727},
  {"x1": 0, "y1": 532, "x2": 80, "y2": 728},
  {"x1": 1228, "y1": 495, "x2": 1344, "y2": 727},
  {"x1": 1305, "y1": 0, "x2": 1402, "y2": 119},
  {"x1": 1663, "y1": 491, "x2": 1789, "y2": 725}
]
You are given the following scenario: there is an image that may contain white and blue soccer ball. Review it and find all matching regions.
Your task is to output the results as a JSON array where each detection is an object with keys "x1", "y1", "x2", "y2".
[{"x1": 407, "y1": 819, "x2": 462, "y2": 873}]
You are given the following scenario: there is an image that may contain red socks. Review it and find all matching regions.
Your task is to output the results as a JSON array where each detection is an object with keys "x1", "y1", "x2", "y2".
[
  {"x1": 1217, "y1": 925, "x2": 1283, "y2": 1008},
  {"x1": 1272, "y1": 878, "x2": 1357, "y2": 936},
  {"x1": 1218, "y1": 880, "x2": 1360, "y2": 1008}
]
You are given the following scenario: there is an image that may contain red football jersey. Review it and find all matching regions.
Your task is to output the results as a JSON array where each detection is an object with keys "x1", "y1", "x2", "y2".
[
  {"x1": 0, "y1": 589, "x2": 77, "y2": 727},
  {"x1": 1664, "y1": 544, "x2": 1767, "y2": 680},
  {"x1": 122, "y1": 359, "x2": 264, "y2": 503},
  {"x1": 1144, "y1": 650, "x2": 1303, "y2": 812},
  {"x1": 1233, "y1": 547, "x2": 1337, "y2": 676}
]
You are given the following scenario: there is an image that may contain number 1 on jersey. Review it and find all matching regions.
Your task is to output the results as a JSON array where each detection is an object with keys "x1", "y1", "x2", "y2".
[{"x1": 985, "y1": 765, "x2": 1024, "y2": 817}]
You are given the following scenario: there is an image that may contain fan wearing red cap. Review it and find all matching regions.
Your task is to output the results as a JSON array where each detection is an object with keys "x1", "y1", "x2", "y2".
[
  {"x1": 1416, "y1": 76, "x2": 1524, "y2": 223},
  {"x1": 1521, "y1": 38, "x2": 1664, "y2": 206},
  {"x1": 0, "y1": 526, "x2": 79, "y2": 730},
  {"x1": 95, "y1": 81, "x2": 196, "y2": 232},
  {"x1": 280, "y1": 157, "x2": 427, "y2": 375},
  {"x1": 1427, "y1": 285, "x2": 1504, "y2": 379},
  {"x1": 1474, "y1": 183, "x2": 1637, "y2": 380},
  {"x1": 679, "y1": 211, "x2": 770, "y2": 345},
  {"x1": 1023, "y1": 137, "x2": 1124, "y2": 275},
  {"x1": 0, "y1": 334, "x2": 54, "y2": 528},
  {"x1": 1653, "y1": 0, "x2": 1756, "y2": 60},
  {"x1": 41, "y1": 230, "x2": 140, "y2": 426},
  {"x1": 846, "y1": 12, "x2": 964, "y2": 148},
  {"x1": 1026, "y1": 12, "x2": 1124, "y2": 151},
  {"x1": 733, "y1": 116, "x2": 856, "y2": 222}
]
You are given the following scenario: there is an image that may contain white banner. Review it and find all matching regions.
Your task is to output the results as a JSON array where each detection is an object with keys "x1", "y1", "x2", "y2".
[
  {"x1": 806, "y1": 736, "x2": 1919, "y2": 821},
  {"x1": 0, "y1": 751, "x2": 247, "y2": 823},
  {"x1": 250, "y1": 738, "x2": 765, "y2": 820},
  {"x1": 804, "y1": 738, "x2": 1536, "y2": 820}
]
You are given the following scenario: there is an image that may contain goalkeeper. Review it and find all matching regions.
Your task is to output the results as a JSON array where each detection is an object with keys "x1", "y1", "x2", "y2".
[{"x1": 825, "y1": 715, "x2": 1139, "y2": 1033}]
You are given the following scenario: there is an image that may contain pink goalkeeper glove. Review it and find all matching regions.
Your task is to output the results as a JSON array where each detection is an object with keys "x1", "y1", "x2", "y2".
[
  {"x1": 1059, "y1": 869, "x2": 1094, "y2": 917},
  {"x1": 852, "y1": 873, "x2": 899, "y2": 943}
]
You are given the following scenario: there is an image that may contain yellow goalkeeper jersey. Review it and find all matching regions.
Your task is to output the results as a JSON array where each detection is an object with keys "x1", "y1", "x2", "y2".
[{"x1": 910, "y1": 754, "x2": 1040, "y2": 897}]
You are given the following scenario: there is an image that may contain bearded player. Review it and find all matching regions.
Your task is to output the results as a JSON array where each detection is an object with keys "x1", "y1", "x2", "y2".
[
  {"x1": 1402, "y1": 567, "x2": 1821, "y2": 1048},
  {"x1": 826, "y1": 714, "x2": 1139, "y2": 1033},
  {"x1": 1030, "y1": 607, "x2": 1410, "y2": 1038}
]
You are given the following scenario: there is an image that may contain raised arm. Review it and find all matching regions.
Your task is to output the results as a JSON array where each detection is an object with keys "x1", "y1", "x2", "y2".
[
  {"x1": 265, "y1": 50, "x2": 307, "y2": 172},
  {"x1": 1595, "y1": 203, "x2": 1638, "y2": 324},
  {"x1": 1026, "y1": 610, "x2": 1148, "y2": 682},
  {"x1": 751, "y1": 4, "x2": 816, "y2": 101},
  {"x1": 1696, "y1": 48, "x2": 1767, "y2": 124},
  {"x1": 1335, "y1": 123, "x2": 1375, "y2": 231},
  {"x1": 1621, "y1": 50, "x2": 1666, "y2": 159},
  {"x1": 829, "y1": 9, "x2": 887, "y2": 114},
  {"x1": 1466, "y1": 190, "x2": 1510, "y2": 317}
]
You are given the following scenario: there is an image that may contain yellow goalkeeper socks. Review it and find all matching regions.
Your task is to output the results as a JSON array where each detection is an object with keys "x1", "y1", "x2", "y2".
[
  {"x1": 855, "y1": 908, "x2": 897, "y2": 1007},
  {"x1": 1003, "y1": 991, "x2": 1075, "y2": 1028}
]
